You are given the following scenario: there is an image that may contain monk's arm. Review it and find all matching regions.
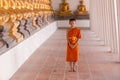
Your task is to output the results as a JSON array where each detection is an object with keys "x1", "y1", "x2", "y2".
[
  {"x1": 71, "y1": 29, "x2": 81, "y2": 49},
  {"x1": 71, "y1": 38, "x2": 79, "y2": 49},
  {"x1": 66, "y1": 30, "x2": 69, "y2": 42},
  {"x1": 66, "y1": 31, "x2": 74, "y2": 49}
]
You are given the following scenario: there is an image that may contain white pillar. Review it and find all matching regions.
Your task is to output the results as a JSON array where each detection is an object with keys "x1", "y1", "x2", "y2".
[
  {"x1": 90, "y1": 0, "x2": 119, "y2": 53},
  {"x1": 101, "y1": 0, "x2": 109, "y2": 45},
  {"x1": 116, "y1": 0, "x2": 120, "y2": 54},
  {"x1": 109, "y1": 0, "x2": 119, "y2": 53},
  {"x1": 114, "y1": 0, "x2": 120, "y2": 54}
]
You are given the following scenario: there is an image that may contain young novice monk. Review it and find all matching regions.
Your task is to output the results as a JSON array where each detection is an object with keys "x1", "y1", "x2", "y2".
[{"x1": 66, "y1": 18, "x2": 81, "y2": 72}]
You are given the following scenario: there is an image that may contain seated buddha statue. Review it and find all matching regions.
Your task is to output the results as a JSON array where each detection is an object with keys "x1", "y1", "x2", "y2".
[
  {"x1": 77, "y1": 0, "x2": 88, "y2": 15},
  {"x1": 0, "y1": 0, "x2": 9, "y2": 13},
  {"x1": 58, "y1": 0, "x2": 72, "y2": 16}
]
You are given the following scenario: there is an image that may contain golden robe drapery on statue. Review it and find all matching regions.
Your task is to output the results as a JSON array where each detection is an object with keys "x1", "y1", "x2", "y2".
[{"x1": 66, "y1": 27, "x2": 81, "y2": 62}]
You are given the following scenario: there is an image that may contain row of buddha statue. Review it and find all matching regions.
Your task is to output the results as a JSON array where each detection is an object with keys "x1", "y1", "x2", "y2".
[
  {"x1": 0, "y1": 0, "x2": 54, "y2": 54},
  {"x1": 0, "y1": 0, "x2": 53, "y2": 20},
  {"x1": 58, "y1": 0, "x2": 88, "y2": 16}
]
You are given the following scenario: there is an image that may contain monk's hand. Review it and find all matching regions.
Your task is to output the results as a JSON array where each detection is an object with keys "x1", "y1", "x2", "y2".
[
  {"x1": 69, "y1": 42, "x2": 77, "y2": 49},
  {"x1": 72, "y1": 43, "x2": 77, "y2": 49}
]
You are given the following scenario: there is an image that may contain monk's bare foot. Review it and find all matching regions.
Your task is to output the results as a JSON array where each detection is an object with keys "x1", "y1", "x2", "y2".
[
  {"x1": 73, "y1": 69, "x2": 76, "y2": 72},
  {"x1": 69, "y1": 69, "x2": 73, "y2": 72}
]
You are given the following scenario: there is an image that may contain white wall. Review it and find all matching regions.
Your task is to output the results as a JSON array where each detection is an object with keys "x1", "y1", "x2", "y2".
[
  {"x1": 0, "y1": 22, "x2": 57, "y2": 80},
  {"x1": 57, "y1": 20, "x2": 90, "y2": 28},
  {"x1": 51, "y1": 0, "x2": 89, "y2": 12}
]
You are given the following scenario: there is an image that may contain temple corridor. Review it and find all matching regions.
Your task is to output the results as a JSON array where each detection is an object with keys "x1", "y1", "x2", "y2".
[
  {"x1": 1, "y1": 0, "x2": 120, "y2": 80},
  {"x1": 10, "y1": 29, "x2": 120, "y2": 80}
]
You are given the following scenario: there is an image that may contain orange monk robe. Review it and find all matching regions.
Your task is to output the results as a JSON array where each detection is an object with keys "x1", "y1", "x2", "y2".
[{"x1": 66, "y1": 27, "x2": 81, "y2": 62}]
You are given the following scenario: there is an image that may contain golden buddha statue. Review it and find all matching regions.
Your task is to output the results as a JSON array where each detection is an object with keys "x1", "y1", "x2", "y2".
[
  {"x1": 58, "y1": 0, "x2": 72, "y2": 16},
  {"x1": 44, "y1": 15, "x2": 49, "y2": 24},
  {"x1": 7, "y1": 0, "x2": 24, "y2": 43},
  {"x1": 20, "y1": 0, "x2": 25, "y2": 9},
  {"x1": 0, "y1": 14, "x2": 9, "y2": 25},
  {"x1": 0, "y1": 0, "x2": 10, "y2": 42},
  {"x1": 15, "y1": 0, "x2": 29, "y2": 20},
  {"x1": 0, "y1": 0, "x2": 9, "y2": 14},
  {"x1": 9, "y1": 0, "x2": 16, "y2": 9},
  {"x1": 36, "y1": 0, "x2": 40, "y2": 10},
  {"x1": 32, "y1": 13, "x2": 40, "y2": 30},
  {"x1": 38, "y1": 1, "x2": 43, "y2": 16},
  {"x1": 0, "y1": 0, "x2": 11, "y2": 25},
  {"x1": 77, "y1": 0, "x2": 88, "y2": 15},
  {"x1": 9, "y1": 13, "x2": 24, "y2": 43},
  {"x1": 1, "y1": 0, "x2": 9, "y2": 10}
]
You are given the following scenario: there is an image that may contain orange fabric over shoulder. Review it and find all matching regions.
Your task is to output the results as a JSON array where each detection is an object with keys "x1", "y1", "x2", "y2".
[{"x1": 66, "y1": 27, "x2": 81, "y2": 62}]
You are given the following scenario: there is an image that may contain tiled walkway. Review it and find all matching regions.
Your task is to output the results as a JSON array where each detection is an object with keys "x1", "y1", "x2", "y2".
[{"x1": 10, "y1": 29, "x2": 120, "y2": 80}]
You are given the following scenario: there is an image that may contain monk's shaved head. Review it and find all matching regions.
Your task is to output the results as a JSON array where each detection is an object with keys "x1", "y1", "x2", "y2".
[{"x1": 69, "y1": 18, "x2": 76, "y2": 22}]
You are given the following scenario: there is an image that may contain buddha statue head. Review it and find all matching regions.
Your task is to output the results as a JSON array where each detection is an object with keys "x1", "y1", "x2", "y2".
[
  {"x1": 17, "y1": 13, "x2": 23, "y2": 20},
  {"x1": 10, "y1": 14, "x2": 16, "y2": 22},
  {"x1": 80, "y1": 0, "x2": 84, "y2": 5},
  {"x1": 0, "y1": 14, "x2": 9, "y2": 24},
  {"x1": 23, "y1": 13, "x2": 28, "y2": 19},
  {"x1": 63, "y1": 0, "x2": 67, "y2": 3},
  {"x1": 31, "y1": 12, "x2": 35, "y2": 17},
  {"x1": 27, "y1": 12, "x2": 32, "y2": 18},
  {"x1": 39, "y1": 11, "x2": 43, "y2": 16}
]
